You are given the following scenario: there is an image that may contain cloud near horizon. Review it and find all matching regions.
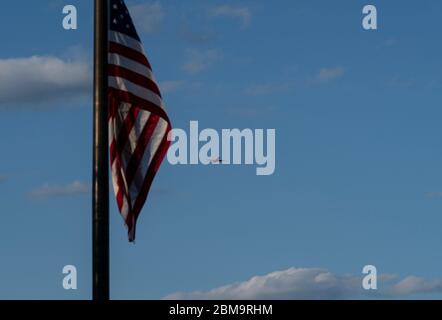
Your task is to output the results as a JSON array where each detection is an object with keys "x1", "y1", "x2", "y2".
[
  {"x1": 29, "y1": 181, "x2": 89, "y2": 198},
  {"x1": 0, "y1": 56, "x2": 90, "y2": 107},
  {"x1": 315, "y1": 67, "x2": 345, "y2": 83},
  {"x1": 164, "y1": 267, "x2": 442, "y2": 300},
  {"x1": 390, "y1": 276, "x2": 442, "y2": 295}
]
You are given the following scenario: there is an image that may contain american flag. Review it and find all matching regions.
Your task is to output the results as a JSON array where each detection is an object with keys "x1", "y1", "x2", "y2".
[{"x1": 108, "y1": 0, "x2": 171, "y2": 242}]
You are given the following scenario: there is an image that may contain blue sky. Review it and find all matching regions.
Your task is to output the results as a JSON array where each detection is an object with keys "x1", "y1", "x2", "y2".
[{"x1": 1, "y1": 0, "x2": 442, "y2": 299}]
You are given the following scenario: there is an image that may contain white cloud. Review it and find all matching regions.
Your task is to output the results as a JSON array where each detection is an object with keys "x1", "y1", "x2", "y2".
[
  {"x1": 160, "y1": 81, "x2": 185, "y2": 93},
  {"x1": 226, "y1": 105, "x2": 278, "y2": 118},
  {"x1": 130, "y1": 2, "x2": 164, "y2": 34},
  {"x1": 30, "y1": 181, "x2": 89, "y2": 198},
  {"x1": 315, "y1": 67, "x2": 345, "y2": 83},
  {"x1": 211, "y1": 5, "x2": 252, "y2": 28},
  {"x1": 390, "y1": 276, "x2": 442, "y2": 295},
  {"x1": 159, "y1": 80, "x2": 202, "y2": 93},
  {"x1": 425, "y1": 191, "x2": 442, "y2": 198},
  {"x1": 0, "y1": 56, "x2": 90, "y2": 106},
  {"x1": 244, "y1": 83, "x2": 292, "y2": 96},
  {"x1": 164, "y1": 267, "x2": 442, "y2": 300},
  {"x1": 164, "y1": 268, "x2": 363, "y2": 300},
  {"x1": 385, "y1": 77, "x2": 415, "y2": 88},
  {"x1": 182, "y1": 49, "x2": 222, "y2": 74}
]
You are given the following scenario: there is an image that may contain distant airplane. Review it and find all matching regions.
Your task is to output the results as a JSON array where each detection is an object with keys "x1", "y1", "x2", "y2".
[{"x1": 211, "y1": 157, "x2": 222, "y2": 163}]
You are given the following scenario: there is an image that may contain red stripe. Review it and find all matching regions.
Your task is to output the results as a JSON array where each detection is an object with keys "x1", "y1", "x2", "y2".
[
  {"x1": 113, "y1": 156, "x2": 132, "y2": 214},
  {"x1": 109, "y1": 96, "x2": 133, "y2": 215},
  {"x1": 109, "y1": 95, "x2": 121, "y2": 163},
  {"x1": 124, "y1": 115, "x2": 160, "y2": 188},
  {"x1": 110, "y1": 139, "x2": 117, "y2": 164},
  {"x1": 107, "y1": 41, "x2": 172, "y2": 241},
  {"x1": 109, "y1": 42, "x2": 152, "y2": 70},
  {"x1": 108, "y1": 92, "x2": 121, "y2": 121},
  {"x1": 116, "y1": 187, "x2": 124, "y2": 212},
  {"x1": 109, "y1": 88, "x2": 170, "y2": 125},
  {"x1": 110, "y1": 106, "x2": 140, "y2": 165},
  {"x1": 108, "y1": 65, "x2": 162, "y2": 98},
  {"x1": 128, "y1": 125, "x2": 171, "y2": 242}
]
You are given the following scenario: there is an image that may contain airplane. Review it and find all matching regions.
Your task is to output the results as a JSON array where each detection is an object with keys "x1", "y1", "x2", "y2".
[{"x1": 211, "y1": 157, "x2": 222, "y2": 163}]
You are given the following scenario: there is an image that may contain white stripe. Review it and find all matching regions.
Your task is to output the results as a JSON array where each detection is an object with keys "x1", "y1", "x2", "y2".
[
  {"x1": 119, "y1": 193, "x2": 129, "y2": 221},
  {"x1": 129, "y1": 118, "x2": 168, "y2": 205},
  {"x1": 111, "y1": 146, "x2": 130, "y2": 193},
  {"x1": 121, "y1": 199, "x2": 129, "y2": 221},
  {"x1": 117, "y1": 109, "x2": 152, "y2": 173},
  {"x1": 108, "y1": 102, "x2": 132, "y2": 152},
  {"x1": 109, "y1": 31, "x2": 145, "y2": 55},
  {"x1": 127, "y1": 110, "x2": 151, "y2": 154},
  {"x1": 111, "y1": 160, "x2": 130, "y2": 221},
  {"x1": 111, "y1": 103, "x2": 151, "y2": 171},
  {"x1": 109, "y1": 53, "x2": 154, "y2": 81},
  {"x1": 109, "y1": 76, "x2": 164, "y2": 109},
  {"x1": 109, "y1": 117, "x2": 117, "y2": 146},
  {"x1": 109, "y1": 103, "x2": 133, "y2": 220}
]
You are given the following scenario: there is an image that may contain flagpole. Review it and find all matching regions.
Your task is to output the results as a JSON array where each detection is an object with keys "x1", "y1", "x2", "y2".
[{"x1": 93, "y1": 0, "x2": 109, "y2": 301}]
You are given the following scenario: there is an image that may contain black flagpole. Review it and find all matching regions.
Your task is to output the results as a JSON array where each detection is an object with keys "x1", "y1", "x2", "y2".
[{"x1": 93, "y1": 0, "x2": 109, "y2": 301}]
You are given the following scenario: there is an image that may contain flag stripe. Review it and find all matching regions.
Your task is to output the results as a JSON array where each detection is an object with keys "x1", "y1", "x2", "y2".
[
  {"x1": 125, "y1": 115, "x2": 160, "y2": 185},
  {"x1": 109, "y1": 98, "x2": 132, "y2": 214},
  {"x1": 109, "y1": 76, "x2": 164, "y2": 110},
  {"x1": 110, "y1": 106, "x2": 140, "y2": 165},
  {"x1": 108, "y1": 0, "x2": 171, "y2": 242},
  {"x1": 109, "y1": 53, "x2": 154, "y2": 81},
  {"x1": 108, "y1": 65, "x2": 161, "y2": 97},
  {"x1": 109, "y1": 42, "x2": 151, "y2": 70},
  {"x1": 129, "y1": 118, "x2": 168, "y2": 204},
  {"x1": 126, "y1": 110, "x2": 152, "y2": 159},
  {"x1": 109, "y1": 88, "x2": 170, "y2": 123},
  {"x1": 131, "y1": 130, "x2": 171, "y2": 220},
  {"x1": 109, "y1": 31, "x2": 145, "y2": 55}
]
